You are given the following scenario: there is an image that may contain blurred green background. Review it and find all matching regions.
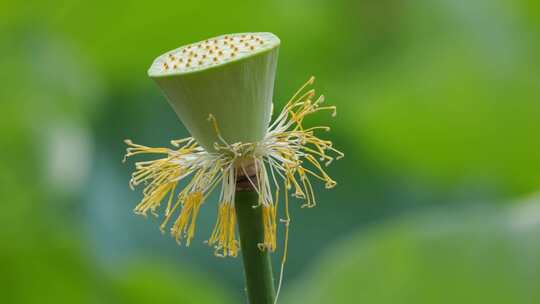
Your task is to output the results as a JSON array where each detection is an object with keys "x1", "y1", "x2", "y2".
[{"x1": 1, "y1": 0, "x2": 540, "y2": 303}]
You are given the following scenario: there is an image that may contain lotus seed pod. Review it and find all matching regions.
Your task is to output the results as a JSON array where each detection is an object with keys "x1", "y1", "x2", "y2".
[{"x1": 148, "y1": 32, "x2": 280, "y2": 151}]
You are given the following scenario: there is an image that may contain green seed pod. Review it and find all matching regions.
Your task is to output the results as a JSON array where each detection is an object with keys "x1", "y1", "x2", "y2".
[{"x1": 148, "y1": 32, "x2": 280, "y2": 151}]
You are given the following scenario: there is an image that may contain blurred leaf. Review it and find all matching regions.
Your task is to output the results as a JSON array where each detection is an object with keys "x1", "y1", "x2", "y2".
[
  {"x1": 1, "y1": 235, "x2": 236, "y2": 304},
  {"x1": 338, "y1": 0, "x2": 540, "y2": 196},
  {"x1": 113, "y1": 262, "x2": 236, "y2": 304},
  {"x1": 284, "y1": 199, "x2": 540, "y2": 304},
  {"x1": 1, "y1": 238, "x2": 110, "y2": 304}
]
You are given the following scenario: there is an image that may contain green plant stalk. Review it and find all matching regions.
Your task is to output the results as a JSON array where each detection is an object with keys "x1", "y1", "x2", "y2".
[{"x1": 235, "y1": 189, "x2": 276, "y2": 304}]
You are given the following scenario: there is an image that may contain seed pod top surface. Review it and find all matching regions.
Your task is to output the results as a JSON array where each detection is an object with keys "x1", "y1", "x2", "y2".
[{"x1": 149, "y1": 32, "x2": 279, "y2": 76}]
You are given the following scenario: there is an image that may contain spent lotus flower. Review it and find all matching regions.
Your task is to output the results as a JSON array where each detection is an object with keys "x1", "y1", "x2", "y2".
[{"x1": 123, "y1": 32, "x2": 343, "y2": 261}]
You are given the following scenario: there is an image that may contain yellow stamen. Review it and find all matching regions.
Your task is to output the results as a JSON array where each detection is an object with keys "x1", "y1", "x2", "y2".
[
  {"x1": 260, "y1": 204, "x2": 277, "y2": 251},
  {"x1": 209, "y1": 203, "x2": 238, "y2": 257},
  {"x1": 171, "y1": 191, "x2": 203, "y2": 246}
]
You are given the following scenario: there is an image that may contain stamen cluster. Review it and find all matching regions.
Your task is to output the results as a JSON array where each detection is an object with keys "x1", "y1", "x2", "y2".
[{"x1": 124, "y1": 77, "x2": 343, "y2": 257}]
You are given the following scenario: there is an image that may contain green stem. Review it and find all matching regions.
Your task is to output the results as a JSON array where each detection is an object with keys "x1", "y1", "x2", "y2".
[{"x1": 235, "y1": 189, "x2": 276, "y2": 304}]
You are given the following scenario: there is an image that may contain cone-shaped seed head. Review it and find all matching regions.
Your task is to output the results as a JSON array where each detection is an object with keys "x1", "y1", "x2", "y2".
[{"x1": 148, "y1": 32, "x2": 280, "y2": 151}]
